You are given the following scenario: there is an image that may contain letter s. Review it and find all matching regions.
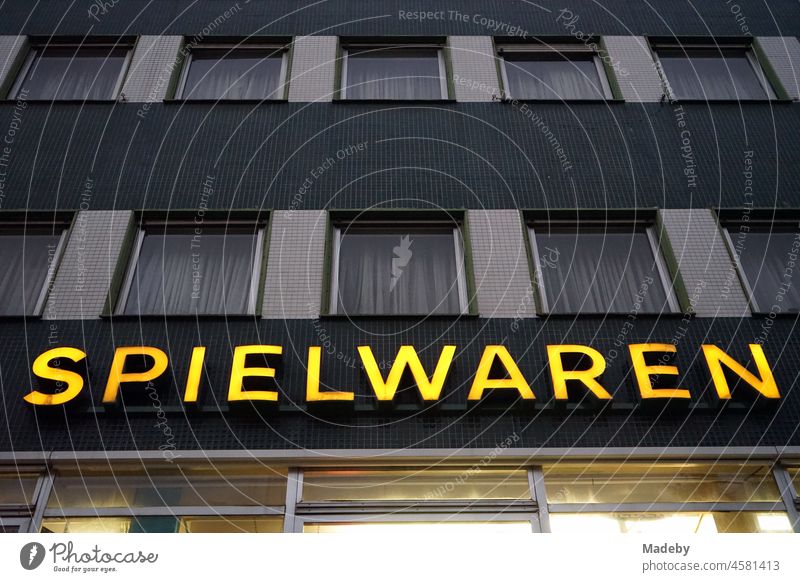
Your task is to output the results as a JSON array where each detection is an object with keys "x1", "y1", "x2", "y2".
[{"x1": 24, "y1": 347, "x2": 87, "y2": 405}]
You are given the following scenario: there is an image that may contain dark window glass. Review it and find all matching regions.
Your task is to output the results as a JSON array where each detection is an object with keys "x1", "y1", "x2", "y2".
[
  {"x1": 658, "y1": 48, "x2": 771, "y2": 100},
  {"x1": 334, "y1": 227, "x2": 464, "y2": 315},
  {"x1": 16, "y1": 46, "x2": 129, "y2": 100},
  {"x1": 123, "y1": 227, "x2": 261, "y2": 315},
  {"x1": 181, "y1": 48, "x2": 284, "y2": 100},
  {"x1": 533, "y1": 226, "x2": 672, "y2": 314},
  {"x1": 730, "y1": 228, "x2": 800, "y2": 312},
  {"x1": 0, "y1": 232, "x2": 61, "y2": 316},
  {"x1": 345, "y1": 47, "x2": 443, "y2": 99},
  {"x1": 503, "y1": 53, "x2": 607, "y2": 99}
]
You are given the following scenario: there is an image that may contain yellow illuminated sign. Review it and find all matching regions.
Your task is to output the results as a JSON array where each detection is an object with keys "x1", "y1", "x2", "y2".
[{"x1": 22, "y1": 342, "x2": 783, "y2": 408}]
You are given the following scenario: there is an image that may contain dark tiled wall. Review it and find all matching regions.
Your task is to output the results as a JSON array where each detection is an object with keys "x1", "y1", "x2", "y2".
[
  {"x1": 1, "y1": 0, "x2": 798, "y2": 37},
  {"x1": 0, "y1": 102, "x2": 794, "y2": 211}
]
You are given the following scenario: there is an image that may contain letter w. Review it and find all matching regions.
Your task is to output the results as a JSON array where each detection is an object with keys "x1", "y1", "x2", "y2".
[{"x1": 358, "y1": 345, "x2": 456, "y2": 401}]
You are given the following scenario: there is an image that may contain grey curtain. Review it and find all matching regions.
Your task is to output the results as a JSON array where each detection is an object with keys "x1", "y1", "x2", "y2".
[
  {"x1": 504, "y1": 55, "x2": 604, "y2": 99},
  {"x1": 0, "y1": 233, "x2": 61, "y2": 316},
  {"x1": 124, "y1": 231, "x2": 257, "y2": 315},
  {"x1": 20, "y1": 47, "x2": 127, "y2": 100},
  {"x1": 336, "y1": 231, "x2": 462, "y2": 315},
  {"x1": 535, "y1": 230, "x2": 670, "y2": 314},
  {"x1": 345, "y1": 48, "x2": 442, "y2": 99},
  {"x1": 182, "y1": 49, "x2": 283, "y2": 100},
  {"x1": 737, "y1": 231, "x2": 800, "y2": 312},
  {"x1": 659, "y1": 49, "x2": 768, "y2": 100}
]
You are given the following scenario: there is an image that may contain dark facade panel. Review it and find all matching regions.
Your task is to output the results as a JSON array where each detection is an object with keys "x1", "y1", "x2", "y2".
[
  {"x1": 1, "y1": 0, "x2": 798, "y2": 37},
  {"x1": 1, "y1": 317, "x2": 798, "y2": 451},
  {"x1": 0, "y1": 102, "x2": 794, "y2": 210}
]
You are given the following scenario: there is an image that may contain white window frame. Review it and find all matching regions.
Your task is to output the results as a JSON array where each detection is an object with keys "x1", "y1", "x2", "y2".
[
  {"x1": 328, "y1": 221, "x2": 469, "y2": 315},
  {"x1": 9, "y1": 42, "x2": 133, "y2": 100},
  {"x1": 174, "y1": 43, "x2": 289, "y2": 100},
  {"x1": 651, "y1": 43, "x2": 777, "y2": 101},
  {"x1": 116, "y1": 221, "x2": 266, "y2": 316},
  {"x1": 341, "y1": 44, "x2": 449, "y2": 100},
  {"x1": 498, "y1": 44, "x2": 614, "y2": 100},
  {"x1": 528, "y1": 223, "x2": 680, "y2": 314}
]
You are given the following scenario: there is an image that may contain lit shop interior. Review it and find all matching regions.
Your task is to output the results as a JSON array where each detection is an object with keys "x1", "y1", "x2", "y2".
[{"x1": 2, "y1": 459, "x2": 799, "y2": 533}]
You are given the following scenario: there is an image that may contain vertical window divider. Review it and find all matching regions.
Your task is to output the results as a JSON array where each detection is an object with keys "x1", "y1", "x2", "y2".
[
  {"x1": 32, "y1": 227, "x2": 68, "y2": 317},
  {"x1": 283, "y1": 468, "x2": 303, "y2": 533},
  {"x1": 527, "y1": 226, "x2": 549, "y2": 313},
  {"x1": 115, "y1": 228, "x2": 146, "y2": 315},
  {"x1": 28, "y1": 472, "x2": 54, "y2": 533},
  {"x1": 328, "y1": 226, "x2": 342, "y2": 314},
  {"x1": 452, "y1": 226, "x2": 469, "y2": 314},
  {"x1": 529, "y1": 467, "x2": 550, "y2": 533},
  {"x1": 720, "y1": 224, "x2": 759, "y2": 312},
  {"x1": 772, "y1": 464, "x2": 800, "y2": 533}
]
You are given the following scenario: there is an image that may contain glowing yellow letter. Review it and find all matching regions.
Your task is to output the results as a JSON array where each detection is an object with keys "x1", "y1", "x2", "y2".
[
  {"x1": 228, "y1": 345, "x2": 282, "y2": 402},
  {"x1": 307, "y1": 346, "x2": 354, "y2": 402},
  {"x1": 183, "y1": 346, "x2": 207, "y2": 403},
  {"x1": 628, "y1": 343, "x2": 690, "y2": 399},
  {"x1": 358, "y1": 345, "x2": 456, "y2": 401},
  {"x1": 547, "y1": 344, "x2": 611, "y2": 400},
  {"x1": 467, "y1": 345, "x2": 534, "y2": 401},
  {"x1": 103, "y1": 346, "x2": 169, "y2": 404},
  {"x1": 24, "y1": 347, "x2": 87, "y2": 406},
  {"x1": 702, "y1": 344, "x2": 780, "y2": 400}
]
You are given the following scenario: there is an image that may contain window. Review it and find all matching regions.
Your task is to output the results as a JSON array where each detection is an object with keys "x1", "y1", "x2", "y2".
[
  {"x1": 302, "y1": 468, "x2": 530, "y2": 501},
  {"x1": 330, "y1": 222, "x2": 468, "y2": 315},
  {"x1": 0, "y1": 223, "x2": 67, "y2": 316},
  {"x1": 118, "y1": 220, "x2": 266, "y2": 316},
  {"x1": 499, "y1": 44, "x2": 613, "y2": 100},
  {"x1": 528, "y1": 221, "x2": 678, "y2": 314},
  {"x1": 10, "y1": 42, "x2": 132, "y2": 100},
  {"x1": 544, "y1": 463, "x2": 793, "y2": 534},
  {"x1": 341, "y1": 44, "x2": 448, "y2": 99},
  {"x1": 654, "y1": 43, "x2": 776, "y2": 100},
  {"x1": 724, "y1": 222, "x2": 800, "y2": 313},
  {"x1": 0, "y1": 469, "x2": 51, "y2": 533},
  {"x1": 175, "y1": 44, "x2": 288, "y2": 100},
  {"x1": 42, "y1": 463, "x2": 287, "y2": 533},
  {"x1": 297, "y1": 467, "x2": 538, "y2": 533}
]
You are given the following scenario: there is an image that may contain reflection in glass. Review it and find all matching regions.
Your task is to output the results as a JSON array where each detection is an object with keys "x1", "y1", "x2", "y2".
[
  {"x1": 17, "y1": 47, "x2": 129, "y2": 100},
  {"x1": 182, "y1": 49, "x2": 284, "y2": 100},
  {"x1": 549, "y1": 512, "x2": 792, "y2": 533},
  {"x1": 658, "y1": 48, "x2": 770, "y2": 100},
  {"x1": 504, "y1": 53, "x2": 606, "y2": 99},
  {"x1": 731, "y1": 230, "x2": 800, "y2": 312},
  {"x1": 345, "y1": 47, "x2": 443, "y2": 99},
  {"x1": 543, "y1": 463, "x2": 780, "y2": 504},
  {"x1": 0, "y1": 233, "x2": 62, "y2": 316},
  {"x1": 302, "y1": 468, "x2": 530, "y2": 501},
  {"x1": 305, "y1": 522, "x2": 531, "y2": 533}
]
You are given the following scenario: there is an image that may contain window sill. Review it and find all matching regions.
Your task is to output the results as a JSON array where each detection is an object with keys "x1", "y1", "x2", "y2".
[
  {"x1": 101, "y1": 313, "x2": 259, "y2": 320},
  {"x1": 539, "y1": 311, "x2": 685, "y2": 318},
  {"x1": 163, "y1": 98, "x2": 288, "y2": 104},
  {"x1": 333, "y1": 98, "x2": 456, "y2": 104},
  {"x1": 319, "y1": 312, "x2": 478, "y2": 319},
  {"x1": 499, "y1": 98, "x2": 624, "y2": 104},
  {"x1": 1, "y1": 99, "x2": 118, "y2": 104},
  {"x1": 665, "y1": 98, "x2": 794, "y2": 104}
]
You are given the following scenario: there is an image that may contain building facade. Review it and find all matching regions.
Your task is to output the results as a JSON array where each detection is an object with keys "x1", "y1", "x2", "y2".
[{"x1": 1, "y1": 0, "x2": 800, "y2": 534}]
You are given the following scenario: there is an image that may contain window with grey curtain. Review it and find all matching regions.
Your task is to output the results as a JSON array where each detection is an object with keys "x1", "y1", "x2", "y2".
[
  {"x1": 534, "y1": 227, "x2": 671, "y2": 314},
  {"x1": 181, "y1": 48, "x2": 284, "y2": 100},
  {"x1": 503, "y1": 53, "x2": 606, "y2": 99},
  {"x1": 658, "y1": 48, "x2": 770, "y2": 100},
  {"x1": 16, "y1": 46, "x2": 129, "y2": 100},
  {"x1": 123, "y1": 229, "x2": 260, "y2": 315},
  {"x1": 344, "y1": 47, "x2": 443, "y2": 99},
  {"x1": 335, "y1": 228, "x2": 463, "y2": 315},
  {"x1": 733, "y1": 230, "x2": 800, "y2": 312},
  {"x1": 0, "y1": 232, "x2": 62, "y2": 316}
]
